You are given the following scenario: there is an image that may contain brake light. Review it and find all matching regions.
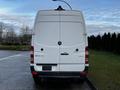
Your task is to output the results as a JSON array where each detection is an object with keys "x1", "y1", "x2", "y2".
[
  {"x1": 85, "y1": 46, "x2": 89, "y2": 64},
  {"x1": 30, "y1": 46, "x2": 34, "y2": 64}
]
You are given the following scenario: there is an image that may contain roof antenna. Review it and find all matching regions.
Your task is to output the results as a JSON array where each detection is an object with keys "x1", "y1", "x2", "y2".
[
  {"x1": 55, "y1": 5, "x2": 65, "y2": 11},
  {"x1": 52, "y1": 0, "x2": 72, "y2": 10}
]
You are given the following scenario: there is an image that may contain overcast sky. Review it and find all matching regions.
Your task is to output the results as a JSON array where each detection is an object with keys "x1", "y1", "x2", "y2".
[{"x1": 0, "y1": 0, "x2": 120, "y2": 35}]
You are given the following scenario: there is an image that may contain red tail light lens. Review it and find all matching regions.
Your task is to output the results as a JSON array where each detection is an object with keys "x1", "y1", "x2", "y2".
[
  {"x1": 30, "y1": 46, "x2": 34, "y2": 64},
  {"x1": 85, "y1": 46, "x2": 89, "y2": 64}
]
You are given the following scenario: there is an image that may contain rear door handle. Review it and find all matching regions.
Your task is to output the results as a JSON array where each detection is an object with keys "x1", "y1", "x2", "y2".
[{"x1": 61, "y1": 52, "x2": 69, "y2": 55}]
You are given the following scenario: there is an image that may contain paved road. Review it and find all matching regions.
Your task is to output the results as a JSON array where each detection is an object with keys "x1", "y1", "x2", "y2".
[
  {"x1": 0, "y1": 51, "x2": 91, "y2": 90},
  {"x1": 0, "y1": 50, "x2": 22, "y2": 58}
]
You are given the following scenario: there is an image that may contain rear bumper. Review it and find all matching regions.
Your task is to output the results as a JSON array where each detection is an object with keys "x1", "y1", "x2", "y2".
[{"x1": 30, "y1": 66, "x2": 88, "y2": 78}]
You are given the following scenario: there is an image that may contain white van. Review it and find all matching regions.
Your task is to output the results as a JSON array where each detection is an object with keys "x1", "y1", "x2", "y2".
[{"x1": 30, "y1": 6, "x2": 89, "y2": 84}]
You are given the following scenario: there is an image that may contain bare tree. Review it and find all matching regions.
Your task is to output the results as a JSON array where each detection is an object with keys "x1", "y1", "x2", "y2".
[
  {"x1": 3, "y1": 27, "x2": 17, "y2": 45},
  {"x1": 20, "y1": 25, "x2": 30, "y2": 36},
  {"x1": 20, "y1": 25, "x2": 32, "y2": 45},
  {"x1": 0, "y1": 22, "x2": 5, "y2": 43}
]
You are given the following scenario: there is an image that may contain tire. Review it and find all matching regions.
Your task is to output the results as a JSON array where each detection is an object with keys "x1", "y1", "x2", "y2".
[
  {"x1": 74, "y1": 78, "x2": 85, "y2": 84},
  {"x1": 33, "y1": 77, "x2": 41, "y2": 84},
  {"x1": 80, "y1": 78, "x2": 85, "y2": 83}
]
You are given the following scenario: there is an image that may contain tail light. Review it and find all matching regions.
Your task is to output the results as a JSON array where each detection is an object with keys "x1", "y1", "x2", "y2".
[
  {"x1": 30, "y1": 46, "x2": 34, "y2": 64},
  {"x1": 85, "y1": 46, "x2": 89, "y2": 64}
]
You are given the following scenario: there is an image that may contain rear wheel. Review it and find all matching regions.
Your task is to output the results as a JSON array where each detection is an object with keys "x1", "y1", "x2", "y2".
[
  {"x1": 74, "y1": 78, "x2": 85, "y2": 84},
  {"x1": 33, "y1": 77, "x2": 41, "y2": 84},
  {"x1": 80, "y1": 78, "x2": 85, "y2": 83}
]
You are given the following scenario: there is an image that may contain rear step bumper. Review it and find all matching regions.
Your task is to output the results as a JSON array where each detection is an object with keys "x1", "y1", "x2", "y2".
[{"x1": 30, "y1": 66, "x2": 88, "y2": 78}]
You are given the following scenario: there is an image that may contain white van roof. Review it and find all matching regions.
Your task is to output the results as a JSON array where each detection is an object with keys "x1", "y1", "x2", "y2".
[
  {"x1": 34, "y1": 9, "x2": 86, "y2": 46},
  {"x1": 37, "y1": 10, "x2": 83, "y2": 16},
  {"x1": 35, "y1": 10, "x2": 84, "y2": 24}
]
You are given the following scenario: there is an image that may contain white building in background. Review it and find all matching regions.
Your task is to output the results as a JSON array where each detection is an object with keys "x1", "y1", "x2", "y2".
[
  {"x1": 2, "y1": 28, "x2": 16, "y2": 38},
  {"x1": 0, "y1": 22, "x2": 32, "y2": 38},
  {"x1": 1, "y1": 29, "x2": 6, "y2": 38}
]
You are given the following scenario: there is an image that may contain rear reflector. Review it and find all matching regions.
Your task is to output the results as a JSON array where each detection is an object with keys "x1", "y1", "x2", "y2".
[
  {"x1": 30, "y1": 46, "x2": 34, "y2": 64},
  {"x1": 85, "y1": 46, "x2": 89, "y2": 64},
  {"x1": 80, "y1": 71, "x2": 87, "y2": 77},
  {"x1": 30, "y1": 54, "x2": 34, "y2": 58},
  {"x1": 85, "y1": 60, "x2": 88, "y2": 64},
  {"x1": 32, "y1": 71, "x2": 38, "y2": 76}
]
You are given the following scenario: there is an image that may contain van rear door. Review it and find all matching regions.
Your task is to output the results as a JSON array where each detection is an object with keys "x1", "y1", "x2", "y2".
[
  {"x1": 59, "y1": 11, "x2": 86, "y2": 71},
  {"x1": 34, "y1": 11, "x2": 60, "y2": 71}
]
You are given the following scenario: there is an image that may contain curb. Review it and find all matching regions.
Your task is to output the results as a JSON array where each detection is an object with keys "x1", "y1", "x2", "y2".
[{"x1": 85, "y1": 78, "x2": 97, "y2": 90}]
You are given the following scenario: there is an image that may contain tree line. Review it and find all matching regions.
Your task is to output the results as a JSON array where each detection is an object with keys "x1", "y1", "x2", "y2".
[
  {"x1": 0, "y1": 22, "x2": 32, "y2": 45},
  {"x1": 0, "y1": 34, "x2": 32, "y2": 45},
  {"x1": 1, "y1": 21, "x2": 120, "y2": 54},
  {"x1": 88, "y1": 33, "x2": 120, "y2": 54}
]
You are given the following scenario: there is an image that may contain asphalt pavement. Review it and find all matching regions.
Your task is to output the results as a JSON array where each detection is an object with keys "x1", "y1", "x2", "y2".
[{"x1": 0, "y1": 50, "x2": 91, "y2": 90}]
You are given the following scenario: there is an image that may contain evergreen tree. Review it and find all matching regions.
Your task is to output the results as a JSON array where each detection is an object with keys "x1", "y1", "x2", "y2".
[
  {"x1": 96, "y1": 35, "x2": 101, "y2": 50},
  {"x1": 88, "y1": 32, "x2": 120, "y2": 54},
  {"x1": 111, "y1": 33, "x2": 117, "y2": 52},
  {"x1": 116, "y1": 33, "x2": 120, "y2": 54}
]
